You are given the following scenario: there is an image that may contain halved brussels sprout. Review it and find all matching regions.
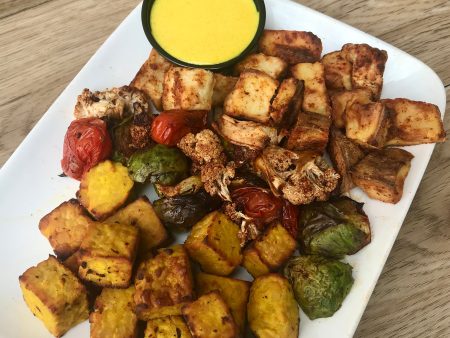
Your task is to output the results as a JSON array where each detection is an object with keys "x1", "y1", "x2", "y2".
[
  {"x1": 284, "y1": 255, "x2": 353, "y2": 319},
  {"x1": 298, "y1": 197, "x2": 371, "y2": 258}
]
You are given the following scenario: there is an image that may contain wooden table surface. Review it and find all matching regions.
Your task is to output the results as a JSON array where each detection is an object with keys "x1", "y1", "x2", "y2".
[{"x1": 1, "y1": 0, "x2": 449, "y2": 337}]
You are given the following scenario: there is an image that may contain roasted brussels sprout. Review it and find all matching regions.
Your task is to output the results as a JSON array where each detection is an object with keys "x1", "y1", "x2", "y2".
[
  {"x1": 153, "y1": 191, "x2": 221, "y2": 230},
  {"x1": 284, "y1": 255, "x2": 353, "y2": 319},
  {"x1": 127, "y1": 144, "x2": 189, "y2": 184},
  {"x1": 298, "y1": 197, "x2": 370, "y2": 258}
]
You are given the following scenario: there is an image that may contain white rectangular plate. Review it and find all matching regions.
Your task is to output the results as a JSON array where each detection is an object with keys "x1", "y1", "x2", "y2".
[{"x1": 0, "y1": 0, "x2": 446, "y2": 337}]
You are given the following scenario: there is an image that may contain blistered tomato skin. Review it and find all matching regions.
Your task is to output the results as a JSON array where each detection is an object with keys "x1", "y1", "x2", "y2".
[
  {"x1": 282, "y1": 200, "x2": 299, "y2": 238},
  {"x1": 61, "y1": 118, "x2": 112, "y2": 180}
]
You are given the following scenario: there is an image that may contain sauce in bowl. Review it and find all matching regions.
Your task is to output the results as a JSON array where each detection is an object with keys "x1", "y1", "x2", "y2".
[{"x1": 148, "y1": 0, "x2": 262, "y2": 66}]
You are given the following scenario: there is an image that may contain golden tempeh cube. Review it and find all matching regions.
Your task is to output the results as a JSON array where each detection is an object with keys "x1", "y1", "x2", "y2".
[
  {"x1": 270, "y1": 78, "x2": 301, "y2": 125},
  {"x1": 234, "y1": 52, "x2": 288, "y2": 79},
  {"x1": 212, "y1": 74, "x2": 238, "y2": 108},
  {"x1": 322, "y1": 51, "x2": 353, "y2": 91},
  {"x1": 330, "y1": 89, "x2": 373, "y2": 129},
  {"x1": 145, "y1": 316, "x2": 192, "y2": 338}
]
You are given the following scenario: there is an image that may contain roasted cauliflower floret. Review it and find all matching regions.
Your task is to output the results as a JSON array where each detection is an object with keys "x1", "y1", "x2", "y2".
[
  {"x1": 201, "y1": 161, "x2": 236, "y2": 202},
  {"x1": 178, "y1": 129, "x2": 224, "y2": 165}
]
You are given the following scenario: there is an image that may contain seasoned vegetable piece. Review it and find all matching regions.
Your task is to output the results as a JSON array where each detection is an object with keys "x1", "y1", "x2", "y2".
[
  {"x1": 78, "y1": 222, "x2": 139, "y2": 288},
  {"x1": 153, "y1": 191, "x2": 221, "y2": 230},
  {"x1": 212, "y1": 74, "x2": 238, "y2": 107},
  {"x1": 234, "y1": 53, "x2": 288, "y2": 79},
  {"x1": 127, "y1": 144, "x2": 189, "y2": 184},
  {"x1": 185, "y1": 211, "x2": 242, "y2": 276},
  {"x1": 62, "y1": 250, "x2": 82, "y2": 274},
  {"x1": 39, "y1": 199, "x2": 93, "y2": 259},
  {"x1": 162, "y1": 67, "x2": 215, "y2": 111},
  {"x1": 330, "y1": 89, "x2": 373, "y2": 128},
  {"x1": 182, "y1": 291, "x2": 238, "y2": 338},
  {"x1": 269, "y1": 78, "x2": 301, "y2": 125},
  {"x1": 134, "y1": 245, "x2": 194, "y2": 320},
  {"x1": 145, "y1": 316, "x2": 192, "y2": 338},
  {"x1": 195, "y1": 272, "x2": 250, "y2": 334},
  {"x1": 383, "y1": 98, "x2": 446, "y2": 145},
  {"x1": 77, "y1": 160, "x2": 134, "y2": 220},
  {"x1": 90, "y1": 286, "x2": 137, "y2": 338},
  {"x1": 298, "y1": 197, "x2": 371, "y2": 258},
  {"x1": 322, "y1": 51, "x2": 352, "y2": 90},
  {"x1": 351, "y1": 148, "x2": 413, "y2": 203},
  {"x1": 155, "y1": 176, "x2": 203, "y2": 198},
  {"x1": 106, "y1": 196, "x2": 168, "y2": 256},
  {"x1": 284, "y1": 255, "x2": 354, "y2": 319},
  {"x1": 19, "y1": 256, "x2": 89, "y2": 337},
  {"x1": 259, "y1": 30, "x2": 322, "y2": 64},
  {"x1": 247, "y1": 273, "x2": 299, "y2": 338}
]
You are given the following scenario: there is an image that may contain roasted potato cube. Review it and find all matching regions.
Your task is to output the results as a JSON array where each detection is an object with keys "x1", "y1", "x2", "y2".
[
  {"x1": 185, "y1": 211, "x2": 242, "y2": 276},
  {"x1": 195, "y1": 272, "x2": 250, "y2": 334},
  {"x1": 134, "y1": 245, "x2": 194, "y2": 320},
  {"x1": 291, "y1": 62, "x2": 331, "y2": 116},
  {"x1": 341, "y1": 43, "x2": 388, "y2": 100},
  {"x1": 234, "y1": 53, "x2": 288, "y2": 79},
  {"x1": 270, "y1": 78, "x2": 300, "y2": 125},
  {"x1": 212, "y1": 74, "x2": 238, "y2": 107},
  {"x1": 351, "y1": 148, "x2": 414, "y2": 203},
  {"x1": 130, "y1": 49, "x2": 173, "y2": 111},
  {"x1": 247, "y1": 273, "x2": 299, "y2": 338},
  {"x1": 383, "y1": 98, "x2": 446, "y2": 145},
  {"x1": 90, "y1": 286, "x2": 137, "y2": 338},
  {"x1": 162, "y1": 67, "x2": 215, "y2": 111},
  {"x1": 19, "y1": 256, "x2": 89, "y2": 337},
  {"x1": 145, "y1": 316, "x2": 192, "y2": 338},
  {"x1": 78, "y1": 222, "x2": 139, "y2": 287},
  {"x1": 39, "y1": 199, "x2": 93, "y2": 259},
  {"x1": 243, "y1": 223, "x2": 296, "y2": 277},
  {"x1": 259, "y1": 30, "x2": 322, "y2": 64},
  {"x1": 106, "y1": 196, "x2": 168, "y2": 256},
  {"x1": 182, "y1": 291, "x2": 238, "y2": 338},
  {"x1": 330, "y1": 89, "x2": 373, "y2": 128},
  {"x1": 224, "y1": 70, "x2": 278, "y2": 123},
  {"x1": 77, "y1": 160, "x2": 134, "y2": 221},
  {"x1": 241, "y1": 247, "x2": 270, "y2": 277},
  {"x1": 322, "y1": 51, "x2": 352, "y2": 90},
  {"x1": 346, "y1": 102, "x2": 389, "y2": 147},
  {"x1": 62, "y1": 250, "x2": 82, "y2": 274}
]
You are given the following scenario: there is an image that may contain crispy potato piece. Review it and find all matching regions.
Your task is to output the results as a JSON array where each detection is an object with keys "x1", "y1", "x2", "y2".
[
  {"x1": 77, "y1": 160, "x2": 134, "y2": 221},
  {"x1": 234, "y1": 53, "x2": 288, "y2": 79},
  {"x1": 195, "y1": 272, "x2": 250, "y2": 334},
  {"x1": 351, "y1": 148, "x2": 414, "y2": 203},
  {"x1": 341, "y1": 43, "x2": 388, "y2": 100},
  {"x1": 62, "y1": 250, "x2": 82, "y2": 274},
  {"x1": 330, "y1": 89, "x2": 373, "y2": 128},
  {"x1": 242, "y1": 223, "x2": 297, "y2": 278},
  {"x1": 19, "y1": 256, "x2": 89, "y2": 337},
  {"x1": 212, "y1": 74, "x2": 238, "y2": 107},
  {"x1": 39, "y1": 199, "x2": 93, "y2": 259},
  {"x1": 134, "y1": 245, "x2": 194, "y2": 321},
  {"x1": 185, "y1": 211, "x2": 242, "y2": 276},
  {"x1": 145, "y1": 316, "x2": 192, "y2": 338},
  {"x1": 106, "y1": 196, "x2": 168, "y2": 257},
  {"x1": 90, "y1": 286, "x2": 137, "y2": 338},
  {"x1": 182, "y1": 291, "x2": 238, "y2": 338},
  {"x1": 322, "y1": 51, "x2": 353, "y2": 90},
  {"x1": 270, "y1": 78, "x2": 300, "y2": 125},
  {"x1": 224, "y1": 70, "x2": 278, "y2": 123},
  {"x1": 162, "y1": 67, "x2": 215, "y2": 111},
  {"x1": 291, "y1": 62, "x2": 331, "y2": 116},
  {"x1": 240, "y1": 246, "x2": 270, "y2": 277},
  {"x1": 383, "y1": 98, "x2": 446, "y2": 145},
  {"x1": 259, "y1": 30, "x2": 322, "y2": 64},
  {"x1": 130, "y1": 49, "x2": 173, "y2": 111},
  {"x1": 78, "y1": 222, "x2": 139, "y2": 288},
  {"x1": 248, "y1": 274, "x2": 299, "y2": 338}
]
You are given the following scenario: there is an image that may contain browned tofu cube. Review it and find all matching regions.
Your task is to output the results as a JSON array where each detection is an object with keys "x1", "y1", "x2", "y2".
[
  {"x1": 78, "y1": 222, "x2": 139, "y2": 288},
  {"x1": 234, "y1": 53, "x2": 288, "y2": 79},
  {"x1": 182, "y1": 292, "x2": 238, "y2": 338},
  {"x1": 19, "y1": 256, "x2": 89, "y2": 337},
  {"x1": 212, "y1": 74, "x2": 238, "y2": 107},
  {"x1": 39, "y1": 199, "x2": 93, "y2": 259},
  {"x1": 269, "y1": 78, "x2": 301, "y2": 125},
  {"x1": 134, "y1": 245, "x2": 194, "y2": 320},
  {"x1": 383, "y1": 98, "x2": 446, "y2": 145},
  {"x1": 162, "y1": 67, "x2": 215, "y2": 111},
  {"x1": 322, "y1": 51, "x2": 353, "y2": 90},
  {"x1": 145, "y1": 316, "x2": 192, "y2": 338},
  {"x1": 195, "y1": 272, "x2": 250, "y2": 334},
  {"x1": 90, "y1": 286, "x2": 137, "y2": 338},
  {"x1": 259, "y1": 30, "x2": 322, "y2": 64},
  {"x1": 130, "y1": 49, "x2": 173, "y2": 111},
  {"x1": 351, "y1": 148, "x2": 414, "y2": 203},
  {"x1": 330, "y1": 89, "x2": 373, "y2": 128},
  {"x1": 224, "y1": 70, "x2": 279, "y2": 123}
]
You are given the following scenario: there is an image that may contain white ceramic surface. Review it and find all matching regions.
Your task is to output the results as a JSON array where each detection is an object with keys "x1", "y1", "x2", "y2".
[{"x1": 0, "y1": 0, "x2": 446, "y2": 337}]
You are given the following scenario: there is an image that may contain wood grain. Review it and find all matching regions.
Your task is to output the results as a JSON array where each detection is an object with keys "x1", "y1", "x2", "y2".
[{"x1": 0, "y1": 0, "x2": 449, "y2": 337}]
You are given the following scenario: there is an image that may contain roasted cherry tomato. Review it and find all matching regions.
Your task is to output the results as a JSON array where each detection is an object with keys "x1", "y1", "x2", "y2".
[
  {"x1": 282, "y1": 200, "x2": 299, "y2": 238},
  {"x1": 61, "y1": 118, "x2": 112, "y2": 180},
  {"x1": 151, "y1": 110, "x2": 207, "y2": 146}
]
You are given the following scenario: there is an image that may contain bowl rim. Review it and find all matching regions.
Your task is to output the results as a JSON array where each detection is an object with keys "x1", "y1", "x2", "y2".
[{"x1": 141, "y1": 0, "x2": 266, "y2": 70}]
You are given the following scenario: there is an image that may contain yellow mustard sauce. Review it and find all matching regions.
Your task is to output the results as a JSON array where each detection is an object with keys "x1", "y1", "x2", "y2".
[{"x1": 150, "y1": 0, "x2": 260, "y2": 65}]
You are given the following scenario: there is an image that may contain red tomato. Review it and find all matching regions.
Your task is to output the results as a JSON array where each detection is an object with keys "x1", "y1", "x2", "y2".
[
  {"x1": 151, "y1": 110, "x2": 207, "y2": 146},
  {"x1": 231, "y1": 186, "x2": 282, "y2": 222},
  {"x1": 282, "y1": 200, "x2": 299, "y2": 238},
  {"x1": 61, "y1": 118, "x2": 112, "y2": 180}
]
